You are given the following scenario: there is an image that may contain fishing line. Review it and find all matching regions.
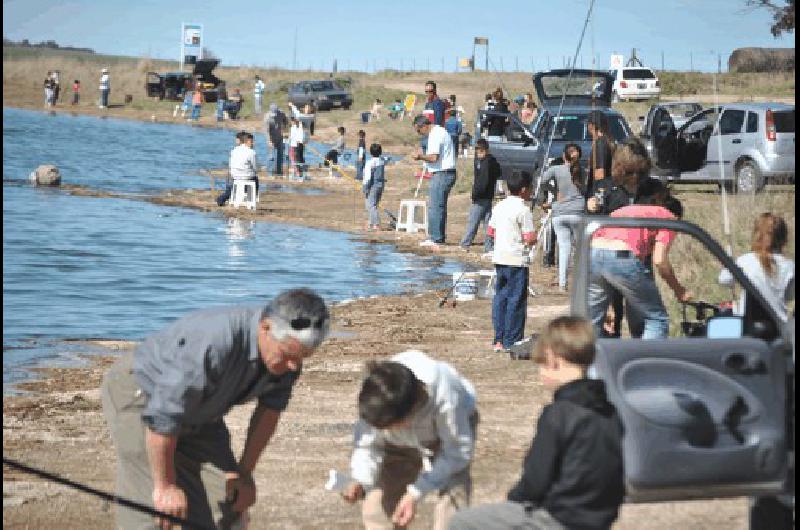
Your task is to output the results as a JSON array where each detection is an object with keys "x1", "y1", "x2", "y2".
[
  {"x1": 712, "y1": 72, "x2": 737, "y2": 303},
  {"x1": 534, "y1": 0, "x2": 597, "y2": 199},
  {"x1": 3, "y1": 456, "x2": 214, "y2": 530}
]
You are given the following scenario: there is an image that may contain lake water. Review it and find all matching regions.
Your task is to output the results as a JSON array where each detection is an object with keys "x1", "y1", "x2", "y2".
[{"x1": 2, "y1": 108, "x2": 459, "y2": 390}]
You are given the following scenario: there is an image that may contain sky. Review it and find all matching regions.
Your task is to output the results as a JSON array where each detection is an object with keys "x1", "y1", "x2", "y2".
[{"x1": 3, "y1": 0, "x2": 795, "y2": 73}]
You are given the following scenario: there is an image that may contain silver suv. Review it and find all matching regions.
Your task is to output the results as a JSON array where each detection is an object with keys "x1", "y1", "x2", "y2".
[
  {"x1": 287, "y1": 80, "x2": 353, "y2": 111},
  {"x1": 641, "y1": 102, "x2": 795, "y2": 192}
]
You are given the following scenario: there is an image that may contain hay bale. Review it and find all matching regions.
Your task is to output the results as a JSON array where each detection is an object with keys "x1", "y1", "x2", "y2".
[
  {"x1": 728, "y1": 47, "x2": 795, "y2": 73},
  {"x1": 29, "y1": 164, "x2": 61, "y2": 186}
]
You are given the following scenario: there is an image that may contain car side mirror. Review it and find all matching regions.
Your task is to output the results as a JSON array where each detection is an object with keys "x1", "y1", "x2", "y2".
[{"x1": 707, "y1": 316, "x2": 744, "y2": 339}]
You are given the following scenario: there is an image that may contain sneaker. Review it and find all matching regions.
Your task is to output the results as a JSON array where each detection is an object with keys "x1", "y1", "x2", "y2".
[
  {"x1": 481, "y1": 252, "x2": 493, "y2": 261},
  {"x1": 419, "y1": 240, "x2": 438, "y2": 247}
]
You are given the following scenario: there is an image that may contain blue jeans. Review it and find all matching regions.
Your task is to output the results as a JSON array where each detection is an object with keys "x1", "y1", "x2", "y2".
[
  {"x1": 271, "y1": 141, "x2": 284, "y2": 175},
  {"x1": 460, "y1": 199, "x2": 493, "y2": 251},
  {"x1": 356, "y1": 160, "x2": 365, "y2": 181},
  {"x1": 492, "y1": 265, "x2": 529, "y2": 349},
  {"x1": 365, "y1": 183, "x2": 384, "y2": 226},
  {"x1": 428, "y1": 170, "x2": 457, "y2": 243},
  {"x1": 216, "y1": 99, "x2": 225, "y2": 121},
  {"x1": 100, "y1": 89, "x2": 109, "y2": 107},
  {"x1": 191, "y1": 104, "x2": 201, "y2": 120},
  {"x1": 588, "y1": 248, "x2": 669, "y2": 339},
  {"x1": 254, "y1": 95, "x2": 262, "y2": 114},
  {"x1": 552, "y1": 214, "x2": 581, "y2": 288}
]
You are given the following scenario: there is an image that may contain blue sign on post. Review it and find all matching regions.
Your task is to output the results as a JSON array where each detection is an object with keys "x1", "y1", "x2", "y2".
[{"x1": 180, "y1": 23, "x2": 203, "y2": 71}]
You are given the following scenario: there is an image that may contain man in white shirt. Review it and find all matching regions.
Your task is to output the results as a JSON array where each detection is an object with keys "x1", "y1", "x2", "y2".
[
  {"x1": 288, "y1": 118, "x2": 305, "y2": 180},
  {"x1": 99, "y1": 68, "x2": 110, "y2": 109},
  {"x1": 253, "y1": 75, "x2": 265, "y2": 115},
  {"x1": 341, "y1": 350, "x2": 478, "y2": 530},
  {"x1": 216, "y1": 131, "x2": 259, "y2": 206},
  {"x1": 413, "y1": 115, "x2": 457, "y2": 249}
]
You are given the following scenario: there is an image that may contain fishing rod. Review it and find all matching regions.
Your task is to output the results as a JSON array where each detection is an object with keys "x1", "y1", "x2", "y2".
[
  {"x1": 712, "y1": 72, "x2": 737, "y2": 303},
  {"x1": 3, "y1": 456, "x2": 215, "y2": 530},
  {"x1": 534, "y1": 0, "x2": 596, "y2": 200}
]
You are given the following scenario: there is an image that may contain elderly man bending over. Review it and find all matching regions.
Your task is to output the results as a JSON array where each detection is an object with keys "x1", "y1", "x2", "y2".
[{"x1": 102, "y1": 288, "x2": 330, "y2": 529}]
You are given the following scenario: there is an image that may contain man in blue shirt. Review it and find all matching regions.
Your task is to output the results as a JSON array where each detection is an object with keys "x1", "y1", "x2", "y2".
[{"x1": 101, "y1": 288, "x2": 330, "y2": 529}]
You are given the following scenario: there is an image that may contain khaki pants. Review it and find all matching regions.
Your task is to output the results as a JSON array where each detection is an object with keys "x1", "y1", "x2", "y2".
[
  {"x1": 362, "y1": 413, "x2": 478, "y2": 530},
  {"x1": 101, "y1": 354, "x2": 243, "y2": 530}
]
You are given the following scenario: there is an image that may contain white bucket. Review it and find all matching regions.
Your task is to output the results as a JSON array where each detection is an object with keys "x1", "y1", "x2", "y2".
[
  {"x1": 477, "y1": 269, "x2": 496, "y2": 299},
  {"x1": 453, "y1": 272, "x2": 480, "y2": 301}
]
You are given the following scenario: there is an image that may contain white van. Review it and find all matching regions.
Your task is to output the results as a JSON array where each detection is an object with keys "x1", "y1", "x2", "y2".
[{"x1": 609, "y1": 66, "x2": 661, "y2": 102}]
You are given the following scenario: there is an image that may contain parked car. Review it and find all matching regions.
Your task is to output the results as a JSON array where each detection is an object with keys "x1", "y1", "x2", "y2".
[
  {"x1": 145, "y1": 59, "x2": 224, "y2": 102},
  {"x1": 287, "y1": 80, "x2": 353, "y2": 111},
  {"x1": 641, "y1": 102, "x2": 795, "y2": 192},
  {"x1": 609, "y1": 66, "x2": 661, "y2": 102},
  {"x1": 475, "y1": 69, "x2": 634, "y2": 188},
  {"x1": 563, "y1": 213, "x2": 794, "y2": 528}
]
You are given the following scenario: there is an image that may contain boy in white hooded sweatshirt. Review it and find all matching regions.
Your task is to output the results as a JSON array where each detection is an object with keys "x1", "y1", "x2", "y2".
[{"x1": 341, "y1": 350, "x2": 478, "y2": 530}]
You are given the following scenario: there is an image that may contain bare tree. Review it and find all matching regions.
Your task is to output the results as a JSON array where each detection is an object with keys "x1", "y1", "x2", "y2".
[{"x1": 744, "y1": 0, "x2": 795, "y2": 36}]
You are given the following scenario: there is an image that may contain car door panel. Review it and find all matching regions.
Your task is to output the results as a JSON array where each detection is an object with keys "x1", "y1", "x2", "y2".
[
  {"x1": 650, "y1": 106, "x2": 678, "y2": 176},
  {"x1": 593, "y1": 337, "x2": 787, "y2": 501},
  {"x1": 568, "y1": 216, "x2": 790, "y2": 502}
]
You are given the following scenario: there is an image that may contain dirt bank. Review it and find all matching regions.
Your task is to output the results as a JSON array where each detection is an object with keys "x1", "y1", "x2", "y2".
[{"x1": 2, "y1": 290, "x2": 749, "y2": 529}]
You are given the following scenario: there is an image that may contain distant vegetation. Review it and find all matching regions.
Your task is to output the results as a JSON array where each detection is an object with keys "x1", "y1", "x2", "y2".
[
  {"x1": 3, "y1": 37, "x2": 94, "y2": 54},
  {"x1": 728, "y1": 47, "x2": 795, "y2": 72}
]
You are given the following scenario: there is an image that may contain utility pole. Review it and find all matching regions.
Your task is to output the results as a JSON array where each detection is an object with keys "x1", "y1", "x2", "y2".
[
  {"x1": 515, "y1": 56, "x2": 519, "y2": 71},
  {"x1": 292, "y1": 27, "x2": 297, "y2": 70},
  {"x1": 690, "y1": 51, "x2": 693, "y2": 72},
  {"x1": 718, "y1": 53, "x2": 722, "y2": 74}
]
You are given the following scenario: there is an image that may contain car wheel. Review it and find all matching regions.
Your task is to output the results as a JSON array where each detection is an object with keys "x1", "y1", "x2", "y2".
[{"x1": 735, "y1": 160, "x2": 764, "y2": 193}]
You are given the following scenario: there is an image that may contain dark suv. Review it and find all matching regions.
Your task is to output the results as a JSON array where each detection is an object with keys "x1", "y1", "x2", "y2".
[
  {"x1": 476, "y1": 69, "x2": 633, "y2": 185},
  {"x1": 145, "y1": 59, "x2": 224, "y2": 102},
  {"x1": 287, "y1": 80, "x2": 353, "y2": 111}
]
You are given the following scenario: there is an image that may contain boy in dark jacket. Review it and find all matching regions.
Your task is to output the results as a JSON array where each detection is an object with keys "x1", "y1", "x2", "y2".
[
  {"x1": 459, "y1": 138, "x2": 501, "y2": 253},
  {"x1": 449, "y1": 316, "x2": 625, "y2": 530}
]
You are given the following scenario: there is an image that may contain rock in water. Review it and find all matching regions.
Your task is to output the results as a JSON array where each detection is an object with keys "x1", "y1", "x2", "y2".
[{"x1": 30, "y1": 164, "x2": 62, "y2": 186}]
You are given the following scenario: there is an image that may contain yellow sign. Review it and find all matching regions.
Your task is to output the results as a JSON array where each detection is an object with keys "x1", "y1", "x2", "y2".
[
  {"x1": 404, "y1": 94, "x2": 416, "y2": 113},
  {"x1": 458, "y1": 58, "x2": 473, "y2": 68}
]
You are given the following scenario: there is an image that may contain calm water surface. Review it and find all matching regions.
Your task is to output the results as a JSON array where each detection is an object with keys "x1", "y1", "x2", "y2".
[{"x1": 2, "y1": 108, "x2": 457, "y2": 390}]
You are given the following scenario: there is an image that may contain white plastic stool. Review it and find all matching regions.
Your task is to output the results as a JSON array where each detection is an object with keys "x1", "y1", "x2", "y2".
[
  {"x1": 396, "y1": 200, "x2": 428, "y2": 234},
  {"x1": 231, "y1": 180, "x2": 258, "y2": 210}
]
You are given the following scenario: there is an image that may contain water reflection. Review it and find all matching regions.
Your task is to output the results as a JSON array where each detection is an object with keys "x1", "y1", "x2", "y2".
[{"x1": 226, "y1": 217, "x2": 256, "y2": 262}]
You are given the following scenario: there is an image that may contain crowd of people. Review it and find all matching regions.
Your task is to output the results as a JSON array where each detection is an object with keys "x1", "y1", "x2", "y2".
[{"x1": 37, "y1": 66, "x2": 787, "y2": 530}]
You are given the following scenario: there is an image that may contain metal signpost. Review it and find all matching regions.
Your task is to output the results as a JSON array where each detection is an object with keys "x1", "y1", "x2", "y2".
[
  {"x1": 180, "y1": 22, "x2": 203, "y2": 71},
  {"x1": 473, "y1": 37, "x2": 488, "y2": 72}
]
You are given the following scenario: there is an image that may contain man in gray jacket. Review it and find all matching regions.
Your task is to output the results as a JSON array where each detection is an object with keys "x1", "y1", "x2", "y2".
[
  {"x1": 102, "y1": 288, "x2": 329, "y2": 529},
  {"x1": 341, "y1": 350, "x2": 478, "y2": 530}
]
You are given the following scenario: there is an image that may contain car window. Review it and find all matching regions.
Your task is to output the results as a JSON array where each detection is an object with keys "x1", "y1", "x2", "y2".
[
  {"x1": 746, "y1": 112, "x2": 759, "y2": 133},
  {"x1": 310, "y1": 81, "x2": 335, "y2": 91},
  {"x1": 622, "y1": 68, "x2": 656, "y2": 80},
  {"x1": 718, "y1": 110, "x2": 745, "y2": 135},
  {"x1": 608, "y1": 116, "x2": 630, "y2": 142},
  {"x1": 774, "y1": 110, "x2": 795, "y2": 133}
]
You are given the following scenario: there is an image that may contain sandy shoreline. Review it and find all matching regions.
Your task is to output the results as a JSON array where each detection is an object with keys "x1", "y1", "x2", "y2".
[{"x1": 3, "y1": 102, "x2": 751, "y2": 528}]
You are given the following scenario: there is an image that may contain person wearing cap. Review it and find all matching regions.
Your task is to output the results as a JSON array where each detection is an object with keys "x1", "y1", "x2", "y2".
[
  {"x1": 101, "y1": 288, "x2": 330, "y2": 529},
  {"x1": 423, "y1": 81, "x2": 446, "y2": 126},
  {"x1": 341, "y1": 350, "x2": 478, "y2": 530},
  {"x1": 413, "y1": 114, "x2": 457, "y2": 249},
  {"x1": 99, "y1": 68, "x2": 110, "y2": 109},
  {"x1": 264, "y1": 103, "x2": 289, "y2": 176}
]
